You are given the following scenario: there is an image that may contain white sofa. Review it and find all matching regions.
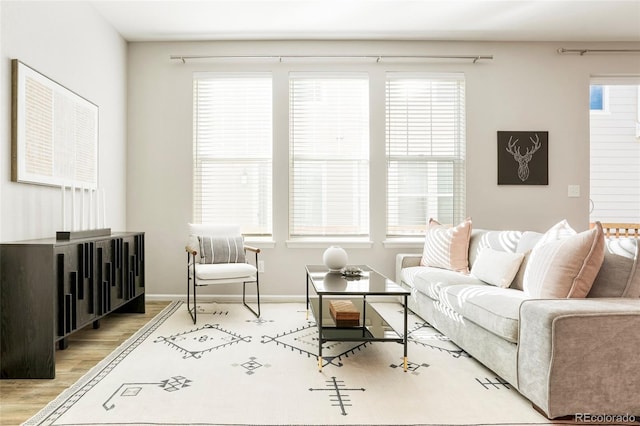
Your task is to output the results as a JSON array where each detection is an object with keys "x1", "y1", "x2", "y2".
[{"x1": 396, "y1": 227, "x2": 640, "y2": 419}]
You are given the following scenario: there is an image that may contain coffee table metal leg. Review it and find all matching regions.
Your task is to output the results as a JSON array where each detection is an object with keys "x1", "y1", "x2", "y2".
[
  {"x1": 362, "y1": 295, "x2": 367, "y2": 337},
  {"x1": 404, "y1": 294, "x2": 408, "y2": 372},
  {"x1": 318, "y1": 295, "x2": 323, "y2": 372}
]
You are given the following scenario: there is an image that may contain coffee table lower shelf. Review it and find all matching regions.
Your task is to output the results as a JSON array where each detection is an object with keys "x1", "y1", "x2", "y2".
[{"x1": 308, "y1": 297, "x2": 408, "y2": 371}]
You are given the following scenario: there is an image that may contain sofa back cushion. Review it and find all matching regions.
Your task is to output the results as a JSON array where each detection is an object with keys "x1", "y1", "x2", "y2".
[
  {"x1": 469, "y1": 229, "x2": 541, "y2": 290},
  {"x1": 510, "y1": 231, "x2": 543, "y2": 291},
  {"x1": 515, "y1": 231, "x2": 543, "y2": 253},
  {"x1": 465, "y1": 225, "x2": 639, "y2": 298},
  {"x1": 588, "y1": 237, "x2": 639, "y2": 298},
  {"x1": 468, "y1": 229, "x2": 522, "y2": 266}
]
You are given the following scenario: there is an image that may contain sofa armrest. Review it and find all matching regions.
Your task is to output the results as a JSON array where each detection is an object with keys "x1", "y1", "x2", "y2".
[
  {"x1": 395, "y1": 253, "x2": 422, "y2": 286},
  {"x1": 517, "y1": 298, "x2": 640, "y2": 418}
]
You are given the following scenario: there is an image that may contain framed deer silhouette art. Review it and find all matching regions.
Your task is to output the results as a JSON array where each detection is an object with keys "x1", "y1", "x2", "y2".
[{"x1": 497, "y1": 131, "x2": 548, "y2": 185}]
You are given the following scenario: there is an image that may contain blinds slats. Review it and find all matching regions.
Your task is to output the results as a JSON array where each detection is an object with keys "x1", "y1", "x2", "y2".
[
  {"x1": 589, "y1": 82, "x2": 640, "y2": 223},
  {"x1": 386, "y1": 74, "x2": 466, "y2": 236},
  {"x1": 289, "y1": 74, "x2": 370, "y2": 237},
  {"x1": 193, "y1": 73, "x2": 273, "y2": 236}
]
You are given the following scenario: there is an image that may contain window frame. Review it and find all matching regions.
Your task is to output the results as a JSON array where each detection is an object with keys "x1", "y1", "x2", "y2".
[
  {"x1": 288, "y1": 72, "x2": 371, "y2": 241},
  {"x1": 385, "y1": 72, "x2": 467, "y2": 239},
  {"x1": 192, "y1": 72, "x2": 273, "y2": 237}
]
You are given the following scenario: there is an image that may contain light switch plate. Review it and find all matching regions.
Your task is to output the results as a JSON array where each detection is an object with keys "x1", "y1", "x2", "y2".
[{"x1": 568, "y1": 185, "x2": 581, "y2": 197}]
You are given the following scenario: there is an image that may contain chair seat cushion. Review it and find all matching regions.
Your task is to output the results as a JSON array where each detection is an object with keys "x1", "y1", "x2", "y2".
[{"x1": 195, "y1": 263, "x2": 257, "y2": 280}]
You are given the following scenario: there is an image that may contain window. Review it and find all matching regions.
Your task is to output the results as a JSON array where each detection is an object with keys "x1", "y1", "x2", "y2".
[
  {"x1": 386, "y1": 73, "x2": 466, "y2": 236},
  {"x1": 193, "y1": 73, "x2": 272, "y2": 235},
  {"x1": 590, "y1": 78, "x2": 640, "y2": 224},
  {"x1": 590, "y1": 85, "x2": 606, "y2": 111},
  {"x1": 289, "y1": 73, "x2": 370, "y2": 237}
]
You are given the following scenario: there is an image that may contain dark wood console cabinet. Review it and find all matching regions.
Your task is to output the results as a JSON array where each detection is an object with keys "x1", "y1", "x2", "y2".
[{"x1": 0, "y1": 232, "x2": 145, "y2": 379}]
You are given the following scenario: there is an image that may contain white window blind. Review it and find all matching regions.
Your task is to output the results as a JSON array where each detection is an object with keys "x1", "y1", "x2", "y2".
[
  {"x1": 589, "y1": 77, "x2": 640, "y2": 223},
  {"x1": 386, "y1": 73, "x2": 466, "y2": 236},
  {"x1": 193, "y1": 73, "x2": 272, "y2": 235},
  {"x1": 289, "y1": 73, "x2": 370, "y2": 237}
]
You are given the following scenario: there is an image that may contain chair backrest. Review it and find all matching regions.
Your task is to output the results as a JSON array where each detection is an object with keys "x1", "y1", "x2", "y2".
[{"x1": 189, "y1": 223, "x2": 241, "y2": 237}]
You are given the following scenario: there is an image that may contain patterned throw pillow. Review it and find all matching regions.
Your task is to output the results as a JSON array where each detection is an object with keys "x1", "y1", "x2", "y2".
[
  {"x1": 523, "y1": 221, "x2": 605, "y2": 298},
  {"x1": 420, "y1": 218, "x2": 473, "y2": 274},
  {"x1": 198, "y1": 236, "x2": 246, "y2": 264}
]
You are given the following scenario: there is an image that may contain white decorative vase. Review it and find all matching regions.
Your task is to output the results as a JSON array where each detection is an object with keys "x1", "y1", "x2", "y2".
[{"x1": 323, "y1": 246, "x2": 348, "y2": 271}]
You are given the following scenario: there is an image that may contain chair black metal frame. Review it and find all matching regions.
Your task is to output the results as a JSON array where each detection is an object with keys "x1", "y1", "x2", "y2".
[{"x1": 186, "y1": 245, "x2": 261, "y2": 324}]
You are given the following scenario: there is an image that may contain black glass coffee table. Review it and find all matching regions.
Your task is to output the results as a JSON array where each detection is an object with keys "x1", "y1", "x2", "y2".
[{"x1": 305, "y1": 265, "x2": 410, "y2": 372}]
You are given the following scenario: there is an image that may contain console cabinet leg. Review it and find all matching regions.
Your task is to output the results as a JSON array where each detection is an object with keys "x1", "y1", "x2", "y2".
[{"x1": 58, "y1": 338, "x2": 68, "y2": 350}]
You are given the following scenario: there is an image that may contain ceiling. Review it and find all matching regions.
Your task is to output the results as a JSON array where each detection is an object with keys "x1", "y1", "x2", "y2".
[{"x1": 90, "y1": 0, "x2": 640, "y2": 42}]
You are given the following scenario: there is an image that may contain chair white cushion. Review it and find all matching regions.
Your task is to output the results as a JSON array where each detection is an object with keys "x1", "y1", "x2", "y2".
[{"x1": 195, "y1": 263, "x2": 257, "y2": 281}]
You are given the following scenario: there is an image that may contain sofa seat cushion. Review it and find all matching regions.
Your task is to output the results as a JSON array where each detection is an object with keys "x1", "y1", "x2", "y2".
[
  {"x1": 195, "y1": 263, "x2": 256, "y2": 281},
  {"x1": 441, "y1": 285, "x2": 530, "y2": 343},
  {"x1": 401, "y1": 266, "x2": 486, "y2": 301}
]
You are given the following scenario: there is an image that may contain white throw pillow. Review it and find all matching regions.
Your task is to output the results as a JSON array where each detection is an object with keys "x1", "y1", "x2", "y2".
[
  {"x1": 471, "y1": 248, "x2": 525, "y2": 288},
  {"x1": 535, "y1": 219, "x2": 576, "y2": 246}
]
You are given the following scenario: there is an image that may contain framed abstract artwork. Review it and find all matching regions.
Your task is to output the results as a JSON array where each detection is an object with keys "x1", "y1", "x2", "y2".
[
  {"x1": 11, "y1": 59, "x2": 98, "y2": 189},
  {"x1": 497, "y1": 131, "x2": 548, "y2": 185}
]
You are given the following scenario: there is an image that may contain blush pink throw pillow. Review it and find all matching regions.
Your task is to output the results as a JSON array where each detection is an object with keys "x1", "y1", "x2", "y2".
[
  {"x1": 523, "y1": 221, "x2": 605, "y2": 298},
  {"x1": 420, "y1": 218, "x2": 472, "y2": 274}
]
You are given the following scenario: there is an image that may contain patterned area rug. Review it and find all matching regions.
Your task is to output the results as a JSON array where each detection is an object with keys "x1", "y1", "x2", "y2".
[{"x1": 26, "y1": 301, "x2": 557, "y2": 425}]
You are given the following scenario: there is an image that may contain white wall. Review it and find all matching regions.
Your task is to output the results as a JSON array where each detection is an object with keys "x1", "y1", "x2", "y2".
[
  {"x1": 0, "y1": 1, "x2": 127, "y2": 242},
  {"x1": 128, "y1": 40, "x2": 640, "y2": 299}
]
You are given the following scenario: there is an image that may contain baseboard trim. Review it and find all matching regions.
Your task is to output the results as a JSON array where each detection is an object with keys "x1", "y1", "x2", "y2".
[
  {"x1": 145, "y1": 294, "x2": 307, "y2": 303},
  {"x1": 145, "y1": 294, "x2": 402, "y2": 304}
]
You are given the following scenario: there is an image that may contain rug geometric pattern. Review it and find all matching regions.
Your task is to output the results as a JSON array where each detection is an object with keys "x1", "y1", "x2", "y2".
[
  {"x1": 154, "y1": 323, "x2": 251, "y2": 359},
  {"x1": 308, "y1": 376, "x2": 366, "y2": 416},
  {"x1": 25, "y1": 301, "x2": 554, "y2": 425},
  {"x1": 102, "y1": 375, "x2": 192, "y2": 410},
  {"x1": 261, "y1": 320, "x2": 370, "y2": 368}
]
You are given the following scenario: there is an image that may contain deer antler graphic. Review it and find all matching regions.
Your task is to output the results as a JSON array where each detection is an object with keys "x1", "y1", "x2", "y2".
[{"x1": 505, "y1": 134, "x2": 541, "y2": 181}]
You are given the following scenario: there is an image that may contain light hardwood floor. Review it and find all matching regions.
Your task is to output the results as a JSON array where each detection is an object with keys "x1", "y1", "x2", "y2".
[{"x1": 0, "y1": 301, "x2": 171, "y2": 426}]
